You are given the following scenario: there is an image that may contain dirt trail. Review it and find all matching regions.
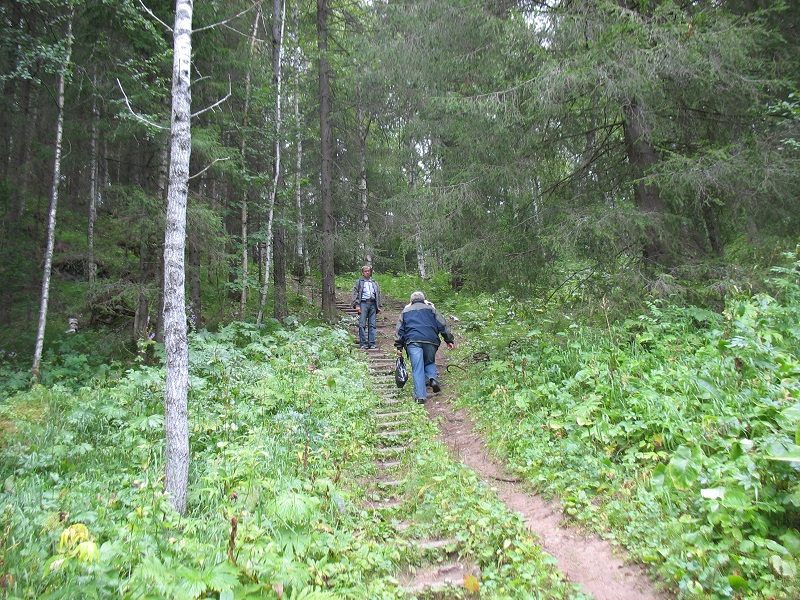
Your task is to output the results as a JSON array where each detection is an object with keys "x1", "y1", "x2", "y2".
[{"x1": 344, "y1": 293, "x2": 671, "y2": 599}]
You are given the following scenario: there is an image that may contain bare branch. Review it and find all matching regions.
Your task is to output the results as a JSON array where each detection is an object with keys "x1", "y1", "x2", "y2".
[
  {"x1": 193, "y1": 4, "x2": 256, "y2": 34},
  {"x1": 222, "y1": 21, "x2": 267, "y2": 44},
  {"x1": 138, "y1": 0, "x2": 172, "y2": 32},
  {"x1": 191, "y1": 79, "x2": 232, "y2": 119},
  {"x1": 189, "y1": 157, "x2": 230, "y2": 181},
  {"x1": 116, "y1": 78, "x2": 166, "y2": 130}
]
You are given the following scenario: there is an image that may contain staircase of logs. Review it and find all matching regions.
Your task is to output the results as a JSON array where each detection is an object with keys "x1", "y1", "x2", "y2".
[{"x1": 335, "y1": 295, "x2": 475, "y2": 595}]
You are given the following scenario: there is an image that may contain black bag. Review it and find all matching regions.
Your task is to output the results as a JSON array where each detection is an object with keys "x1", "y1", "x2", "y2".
[{"x1": 395, "y1": 355, "x2": 408, "y2": 388}]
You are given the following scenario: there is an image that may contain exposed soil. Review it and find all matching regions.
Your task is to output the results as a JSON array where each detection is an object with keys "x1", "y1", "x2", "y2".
[{"x1": 349, "y1": 295, "x2": 671, "y2": 599}]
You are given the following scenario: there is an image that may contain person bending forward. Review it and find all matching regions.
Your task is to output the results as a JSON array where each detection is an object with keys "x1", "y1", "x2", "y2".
[{"x1": 394, "y1": 291, "x2": 455, "y2": 403}]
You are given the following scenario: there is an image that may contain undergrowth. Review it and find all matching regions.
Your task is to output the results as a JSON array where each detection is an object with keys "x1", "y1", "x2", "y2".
[
  {"x1": 452, "y1": 252, "x2": 800, "y2": 599},
  {"x1": 0, "y1": 318, "x2": 578, "y2": 599}
]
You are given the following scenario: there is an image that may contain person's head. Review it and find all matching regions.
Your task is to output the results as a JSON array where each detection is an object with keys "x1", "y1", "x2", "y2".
[
  {"x1": 361, "y1": 265, "x2": 373, "y2": 278},
  {"x1": 410, "y1": 291, "x2": 426, "y2": 303}
]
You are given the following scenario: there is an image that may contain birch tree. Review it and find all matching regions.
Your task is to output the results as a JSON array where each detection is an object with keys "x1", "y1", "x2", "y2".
[
  {"x1": 32, "y1": 14, "x2": 73, "y2": 381},
  {"x1": 356, "y1": 91, "x2": 372, "y2": 266},
  {"x1": 292, "y1": 0, "x2": 310, "y2": 280},
  {"x1": 239, "y1": 2, "x2": 263, "y2": 319},
  {"x1": 163, "y1": 0, "x2": 193, "y2": 514},
  {"x1": 317, "y1": 0, "x2": 337, "y2": 322},
  {"x1": 256, "y1": 0, "x2": 286, "y2": 324}
]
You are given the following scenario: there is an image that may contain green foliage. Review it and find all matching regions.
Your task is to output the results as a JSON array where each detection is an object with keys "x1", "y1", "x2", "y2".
[
  {"x1": 0, "y1": 318, "x2": 576, "y2": 599},
  {"x1": 453, "y1": 253, "x2": 800, "y2": 598}
]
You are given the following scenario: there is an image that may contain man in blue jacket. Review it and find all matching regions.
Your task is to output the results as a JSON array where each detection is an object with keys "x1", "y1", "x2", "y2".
[
  {"x1": 394, "y1": 291, "x2": 455, "y2": 403},
  {"x1": 351, "y1": 265, "x2": 382, "y2": 349}
]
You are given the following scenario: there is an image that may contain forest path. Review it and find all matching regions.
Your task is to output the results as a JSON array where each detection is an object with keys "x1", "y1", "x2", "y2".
[{"x1": 336, "y1": 291, "x2": 670, "y2": 599}]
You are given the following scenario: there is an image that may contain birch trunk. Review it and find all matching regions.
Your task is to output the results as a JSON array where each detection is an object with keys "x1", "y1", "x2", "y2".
[
  {"x1": 357, "y1": 96, "x2": 371, "y2": 265},
  {"x1": 256, "y1": 0, "x2": 286, "y2": 324},
  {"x1": 32, "y1": 16, "x2": 73, "y2": 380},
  {"x1": 317, "y1": 0, "x2": 337, "y2": 322},
  {"x1": 407, "y1": 138, "x2": 426, "y2": 279},
  {"x1": 293, "y1": 0, "x2": 309, "y2": 280},
  {"x1": 87, "y1": 78, "x2": 99, "y2": 289},
  {"x1": 272, "y1": 0, "x2": 288, "y2": 322},
  {"x1": 163, "y1": 0, "x2": 193, "y2": 515},
  {"x1": 239, "y1": 2, "x2": 262, "y2": 319}
]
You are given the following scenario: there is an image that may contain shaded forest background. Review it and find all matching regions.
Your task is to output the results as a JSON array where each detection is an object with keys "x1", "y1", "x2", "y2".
[{"x1": 1, "y1": 0, "x2": 799, "y2": 373}]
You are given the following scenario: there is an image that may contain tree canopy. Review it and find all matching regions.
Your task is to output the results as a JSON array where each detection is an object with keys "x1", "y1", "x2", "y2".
[{"x1": 0, "y1": 0, "x2": 798, "y2": 354}]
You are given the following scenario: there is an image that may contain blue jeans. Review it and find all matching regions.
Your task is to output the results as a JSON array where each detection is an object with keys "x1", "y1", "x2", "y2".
[
  {"x1": 358, "y1": 301, "x2": 377, "y2": 346},
  {"x1": 405, "y1": 342, "x2": 438, "y2": 400}
]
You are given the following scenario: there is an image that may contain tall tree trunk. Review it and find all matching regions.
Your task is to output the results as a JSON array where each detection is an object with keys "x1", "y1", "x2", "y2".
[
  {"x1": 702, "y1": 198, "x2": 723, "y2": 257},
  {"x1": 163, "y1": 0, "x2": 193, "y2": 516},
  {"x1": 317, "y1": 0, "x2": 336, "y2": 321},
  {"x1": 87, "y1": 77, "x2": 99, "y2": 289},
  {"x1": 621, "y1": 100, "x2": 668, "y2": 265},
  {"x1": 273, "y1": 0, "x2": 288, "y2": 322},
  {"x1": 239, "y1": 2, "x2": 263, "y2": 319},
  {"x1": 622, "y1": 101, "x2": 663, "y2": 214},
  {"x1": 407, "y1": 137, "x2": 426, "y2": 279},
  {"x1": 357, "y1": 95, "x2": 372, "y2": 265},
  {"x1": 32, "y1": 16, "x2": 73, "y2": 381},
  {"x1": 257, "y1": 0, "x2": 286, "y2": 324},
  {"x1": 415, "y1": 222, "x2": 426, "y2": 279},
  {"x1": 273, "y1": 216, "x2": 287, "y2": 322},
  {"x1": 293, "y1": 0, "x2": 310, "y2": 281}
]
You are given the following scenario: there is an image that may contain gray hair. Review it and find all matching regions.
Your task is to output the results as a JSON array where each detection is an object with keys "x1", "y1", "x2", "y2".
[{"x1": 410, "y1": 291, "x2": 426, "y2": 303}]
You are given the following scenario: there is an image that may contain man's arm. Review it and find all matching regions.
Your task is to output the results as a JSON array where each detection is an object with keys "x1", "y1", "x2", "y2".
[{"x1": 434, "y1": 308, "x2": 455, "y2": 345}]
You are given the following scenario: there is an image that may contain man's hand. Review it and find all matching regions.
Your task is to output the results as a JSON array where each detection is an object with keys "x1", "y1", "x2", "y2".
[
  {"x1": 355, "y1": 306, "x2": 361, "y2": 314},
  {"x1": 446, "y1": 342, "x2": 455, "y2": 350},
  {"x1": 396, "y1": 349, "x2": 402, "y2": 356}
]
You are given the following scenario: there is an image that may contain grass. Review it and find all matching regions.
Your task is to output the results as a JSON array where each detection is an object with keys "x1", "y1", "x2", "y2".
[
  {"x1": 0, "y1": 319, "x2": 581, "y2": 599},
  {"x1": 449, "y1": 255, "x2": 800, "y2": 599}
]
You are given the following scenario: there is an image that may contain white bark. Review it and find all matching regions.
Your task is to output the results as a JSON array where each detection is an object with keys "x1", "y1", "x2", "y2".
[
  {"x1": 256, "y1": 0, "x2": 286, "y2": 325},
  {"x1": 163, "y1": 0, "x2": 193, "y2": 515},
  {"x1": 32, "y1": 17, "x2": 73, "y2": 380},
  {"x1": 240, "y1": 3, "x2": 263, "y2": 319},
  {"x1": 88, "y1": 77, "x2": 99, "y2": 289},
  {"x1": 357, "y1": 97, "x2": 371, "y2": 265},
  {"x1": 407, "y1": 138, "x2": 426, "y2": 279},
  {"x1": 415, "y1": 222, "x2": 426, "y2": 279},
  {"x1": 318, "y1": 0, "x2": 337, "y2": 322},
  {"x1": 293, "y1": 0, "x2": 309, "y2": 278}
]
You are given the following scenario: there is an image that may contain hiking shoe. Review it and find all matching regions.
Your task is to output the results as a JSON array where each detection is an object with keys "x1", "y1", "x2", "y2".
[
  {"x1": 430, "y1": 379, "x2": 441, "y2": 393},
  {"x1": 415, "y1": 397, "x2": 426, "y2": 404},
  {"x1": 360, "y1": 345, "x2": 368, "y2": 349},
  {"x1": 368, "y1": 344, "x2": 377, "y2": 349}
]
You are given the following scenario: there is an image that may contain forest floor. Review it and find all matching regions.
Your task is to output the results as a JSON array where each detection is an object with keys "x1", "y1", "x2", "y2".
[{"x1": 344, "y1": 291, "x2": 672, "y2": 600}]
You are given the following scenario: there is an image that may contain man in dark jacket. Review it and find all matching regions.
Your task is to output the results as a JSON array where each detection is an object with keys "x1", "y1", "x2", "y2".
[
  {"x1": 351, "y1": 265, "x2": 382, "y2": 349},
  {"x1": 394, "y1": 291, "x2": 455, "y2": 403}
]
